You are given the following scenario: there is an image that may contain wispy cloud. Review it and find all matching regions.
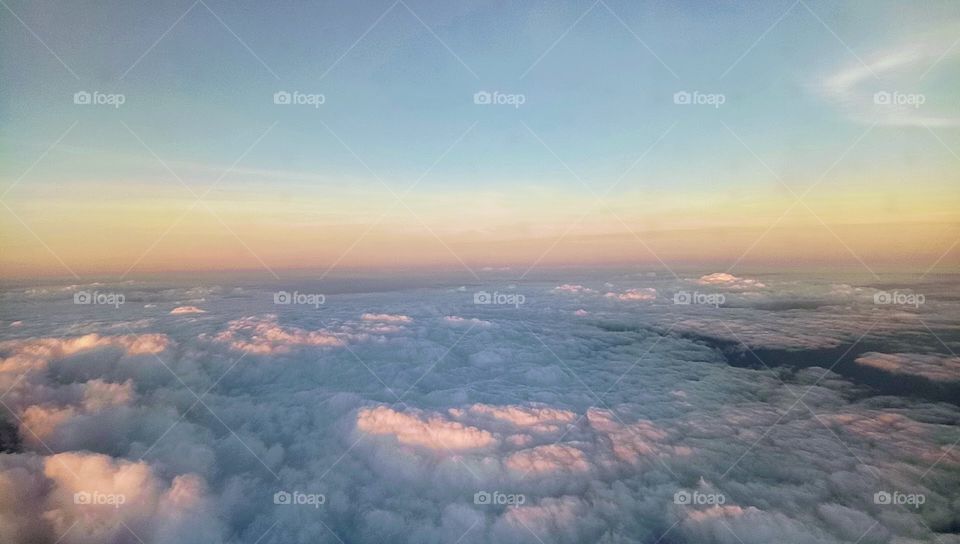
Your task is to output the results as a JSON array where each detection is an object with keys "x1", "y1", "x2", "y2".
[{"x1": 819, "y1": 24, "x2": 960, "y2": 127}]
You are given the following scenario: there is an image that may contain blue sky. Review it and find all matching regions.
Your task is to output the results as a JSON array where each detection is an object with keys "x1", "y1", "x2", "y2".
[
  {"x1": 1, "y1": 0, "x2": 958, "y2": 275},
  {"x1": 3, "y1": 0, "x2": 957, "y2": 189}
]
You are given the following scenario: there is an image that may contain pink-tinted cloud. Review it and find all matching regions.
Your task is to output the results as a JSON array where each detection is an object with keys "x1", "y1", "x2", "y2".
[
  {"x1": 210, "y1": 315, "x2": 343, "y2": 354},
  {"x1": 361, "y1": 313, "x2": 413, "y2": 324},
  {"x1": 855, "y1": 352, "x2": 960, "y2": 382},
  {"x1": 356, "y1": 406, "x2": 497, "y2": 451},
  {"x1": 169, "y1": 306, "x2": 206, "y2": 315},
  {"x1": 696, "y1": 272, "x2": 766, "y2": 290}
]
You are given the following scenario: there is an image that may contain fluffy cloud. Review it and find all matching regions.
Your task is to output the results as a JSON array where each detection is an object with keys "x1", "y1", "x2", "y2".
[
  {"x1": 361, "y1": 313, "x2": 412, "y2": 324},
  {"x1": 0, "y1": 452, "x2": 218, "y2": 544},
  {"x1": 553, "y1": 284, "x2": 595, "y2": 294},
  {"x1": 605, "y1": 287, "x2": 657, "y2": 301},
  {"x1": 356, "y1": 406, "x2": 497, "y2": 451},
  {"x1": 696, "y1": 273, "x2": 766, "y2": 290},
  {"x1": 207, "y1": 315, "x2": 343, "y2": 354},
  {"x1": 0, "y1": 276, "x2": 958, "y2": 544},
  {"x1": 855, "y1": 352, "x2": 960, "y2": 382}
]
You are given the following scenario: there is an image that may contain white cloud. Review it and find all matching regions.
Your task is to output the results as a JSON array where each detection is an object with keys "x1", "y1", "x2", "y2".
[
  {"x1": 605, "y1": 287, "x2": 657, "y2": 301},
  {"x1": 696, "y1": 273, "x2": 765, "y2": 290}
]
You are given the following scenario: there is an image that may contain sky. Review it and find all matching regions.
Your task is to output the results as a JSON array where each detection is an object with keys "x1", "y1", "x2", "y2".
[{"x1": 1, "y1": 0, "x2": 959, "y2": 278}]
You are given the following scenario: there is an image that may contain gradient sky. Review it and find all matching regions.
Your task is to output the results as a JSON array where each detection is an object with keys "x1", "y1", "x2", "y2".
[{"x1": 1, "y1": 0, "x2": 958, "y2": 278}]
